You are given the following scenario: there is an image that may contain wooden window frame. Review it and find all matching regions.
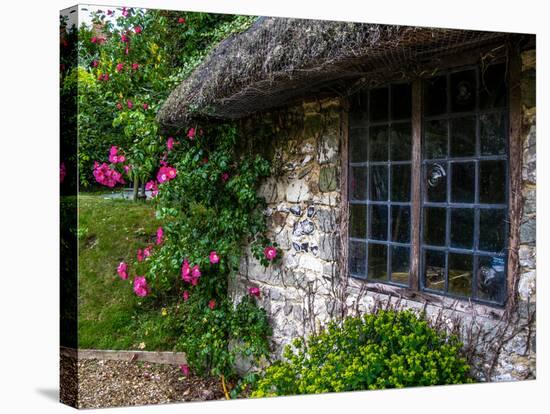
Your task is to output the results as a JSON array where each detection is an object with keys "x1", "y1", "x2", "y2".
[{"x1": 341, "y1": 47, "x2": 523, "y2": 316}]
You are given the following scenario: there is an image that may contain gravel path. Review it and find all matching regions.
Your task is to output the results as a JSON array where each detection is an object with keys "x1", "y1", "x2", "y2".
[{"x1": 66, "y1": 358, "x2": 226, "y2": 408}]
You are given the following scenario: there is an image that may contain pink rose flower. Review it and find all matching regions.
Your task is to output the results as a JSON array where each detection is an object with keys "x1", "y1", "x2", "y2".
[
  {"x1": 143, "y1": 245, "x2": 152, "y2": 258},
  {"x1": 181, "y1": 259, "x2": 191, "y2": 283},
  {"x1": 117, "y1": 262, "x2": 128, "y2": 280},
  {"x1": 123, "y1": 165, "x2": 131, "y2": 174},
  {"x1": 91, "y1": 60, "x2": 99, "y2": 68},
  {"x1": 116, "y1": 102, "x2": 123, "y2": 110},
  {"x1": 208, "y1": 299, "x2": 216, "y2": 310},
  {"x1": 209, "y1": 251, "x2": 220, "y2": 264},
  {"x1": 133, "y1": 276, "x2": 148, "y2": 297},
  {"x1": 127, "y1": 100, "x2": 133, "y2": 109},
  {"x1": 145, "y1": 180, "x2": 158, "y2": 197},
  {"x1": 182, "y1": 290, "x2": 189, "y2": 301},
  {"x1": 122, "y1": 7, "x2": 129, "y2": 17},
  {"x1": 91, "y1": 36, "x2": 98, "y2": 43},
  {"x1": 179, "y1": 364, "x2": 190, "y2": 376},
  {"x1": 264, "y1": 246, "x2": 277, "y2": 261},
  {"x1": 142, "y1": 103, "x2": 148, "y2": 110},
  {"x1": 221, "y1": 172, "x2": 230, "y2": 183},
  {"x1": 134, "y1": 26, "x2": 142, "y2": 34},
  {"x1": 137, "y1": 249, "x2": 144, "y2": 262},
  {"x1": 248, "y1": 287, "x2": 261, "y2": 297},
  {"x1": 187, "y1": 127, "x2": 196, "y2": 140},
  {"x1": 115, "y1": 63, "x2": 124, "y2": 73},
  {"x1": 191, "y1": 265, "x2": 201, "y2": 286},
  {"x1": 132, "y1": 63, "x2": 139, "y2": 70},
  {"x1": 121, "y1": 34, "x2": 129, "y2": 43},
  {"x1": 157, "y1": 166, "x2": 177, "y2": 184},
  {"x1": 166, "y1": 137, "x2": 175, "y2": 151},
  {"x1": 178, "y1": 17, "x2": 185, "y2": 24},
  {"x1": 156, "y1": 227, "x2": 163, "y2": 245}
]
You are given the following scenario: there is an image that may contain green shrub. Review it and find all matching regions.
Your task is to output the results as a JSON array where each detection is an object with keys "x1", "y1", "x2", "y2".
[{"x1": 252, "y1": 310, "x2": 473, "y2": 397}]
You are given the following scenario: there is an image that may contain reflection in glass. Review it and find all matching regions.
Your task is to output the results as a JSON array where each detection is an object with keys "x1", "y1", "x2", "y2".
[
  {"x1": 349, "y1": 128, "x2": 368, "y2": 162},
  {"x1": 391, "y1": 206, "x2": 410, "y2": 243},
  {"x1": 369, "y1": 205, "x2": 388, "y2": 240},
  {"x1": 425, "y1": 119, "x2": 447, "y2": 159},
  {"x1": 450, "y1": 116, "x2": 476, "y2": 157},
  {"x1": 424, "y1": 249, "x2": 446, "y2": 291},
  {"x1": 424, "y1": 207, "x2": 446, "y2": 246},
  {"x1": 477, "y1": 255, "x2": 506, "y2": 303},
  {"x1": 391, "y1": 164, "x2": 411, "y2": 201},
  {"x1": 480, "y1": 113, "x2": 506, "y2": 155},
  {"x1": 369, "y1": 165, "x2": 388, "y2": 201},
  {"x1": 349, "y1": 204, "x2": 367, "y2": 238},
  {"x1": 451, "y1": 162, "x2": 475, "y2": 203},
  {"x1": 480, "y1": 63, "x2": 506, "y2": 109},
  {"x1": 479, "y1": 209, "x2": 506, "y2": 252},
  {"x1": 390, "y1": 123, "x2": 412, "y2": 161},
  {"x1": 350, "y1": 167, "x2": 367, "y2": 201},
  {"x1": 349, "y1": 91, "x2": 368, "y2": 128},
  {"x1": 368, "y1": 243, "x2": 388, "y2": 280},
  {"x1": 391, "y1": 246, "x2": 410, "y2": 285},
  {"x1": 349, "y1": 241, "x2": 366, "y2": 276},
  {"x1": 450, "y1": 208, "x2": 474, "y2": 249},
  {"x1": 369, "y1": 125, "x2": 389, "y2": 161},
  {"x1": 479, "y1": 160, "x2": 506, "y2": 204},
  {"x1": 448, "y1": 253, "x2": 473, "y2": 297}
]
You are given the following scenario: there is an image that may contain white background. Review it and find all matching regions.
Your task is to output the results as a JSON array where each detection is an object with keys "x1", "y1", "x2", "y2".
[{"x1": 0, "y1": 0, "x2": 547, "y2": 412}]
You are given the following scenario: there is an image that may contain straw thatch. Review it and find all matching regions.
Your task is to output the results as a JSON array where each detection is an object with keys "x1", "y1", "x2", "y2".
[{"x1": 158, "y1": 17, "x2": 511, "y2": 127}]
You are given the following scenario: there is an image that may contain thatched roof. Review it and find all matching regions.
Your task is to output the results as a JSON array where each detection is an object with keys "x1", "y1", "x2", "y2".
[{"x1": 158, "y1": 17, "x2": 512, "y2": 127}]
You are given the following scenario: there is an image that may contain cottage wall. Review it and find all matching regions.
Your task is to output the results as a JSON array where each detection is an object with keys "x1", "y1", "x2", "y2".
[{"x1": 230, "y1": 49, "x2": 536, "y2": 381}]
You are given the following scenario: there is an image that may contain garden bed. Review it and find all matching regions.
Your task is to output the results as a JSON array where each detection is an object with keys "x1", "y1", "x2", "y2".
[{"x1": 74, "y1": 358, "x2": 225, "y2": 408}]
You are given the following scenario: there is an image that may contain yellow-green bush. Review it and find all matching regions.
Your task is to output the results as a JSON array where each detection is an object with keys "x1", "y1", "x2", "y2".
[{"x1": 252, "y1": 310, "x2": 473, "y2": 397}]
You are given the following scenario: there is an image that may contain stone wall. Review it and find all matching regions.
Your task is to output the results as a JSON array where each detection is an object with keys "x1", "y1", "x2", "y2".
[{"x1": 231, "y1": 49, "x2": 536, "y2": 381}]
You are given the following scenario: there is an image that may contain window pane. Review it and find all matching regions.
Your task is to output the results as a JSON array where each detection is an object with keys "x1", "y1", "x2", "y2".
[
  {"x1": 450, "y1": 208, "x2": 474, "y2": 249},
  {"x1": 349, "y1": 128, "x2": 368, "y2": 162},
  {"x1": 349, "y1": 241, "x2": 366, "y2": 276},
  {"x1": 479, "y1": 209, "x2": 507, "y2": 252},
  {"x1": 369, "y1": 125, "x2": 389, "y2": 161},
  {"x1": 350, "y1": 167, "x2": 367, "y2": 201},
  {"x1": 480, "y1": 113, "x2": 506, "y2": 155},
  {"x1": 391, "y1": 83, "x2": 412, "y2": 120},
  {"x1": 424, "y1": 207, "x2": 446, "y2": 246},
  {"x1": 349, "y1": 91, "x2": 368, "y2": 128},
  {"x1": 370, "y1": 87, "x2": 389, "y2": 122},
  {"x1": 450, "y1": 69, "x2": 476, "y2": 112},
  {"x1": 369, "y1": 205, "x2": 388, "y2": 240},
  {"x1": 349, "y1": 204, "x2": 367, "y2": 238},
  {"x1": 425, "y1": 119, "x2": 447, "y2": 159},
  {"x1": 391, "y1": 206, "x2": 410, "y2": 243},
  {"x1": 424, "y1": 249, "x2": 446, "y2": 291},
  {"x1": 426, "y1": 162, "x2": 447, "y2": 202},
  {"x1": 424, "y1": 75, "x2": 447, "y2": 116},
  {"x1": 369, "y1": 165, "x2": 388, "y2": 201},
  {"x1": 391, "y1": 246, "x2": 410, "y2": 285},
  {"x1": 451, "y1": 162, "x2": 475, "y2": 203},
  {"x1": 477, "y1": 255, "x2": 506, "y2": 303},
  {"x1": 450, "y1": 116, "x2": 476, "y2": 157},
  {"x1": 390, "y1": 123, "x2": 411, "y2": 161},
  {"x1": 368, "y1": 243, "x2": 388, "y2": 280},
  {"x1": 391, "y1": 164, "x2": 411, "y2": 201},
  {"x1": 479, "y1": 160, "x2": 506, "y2": 204},
  {"x1": 480, "y1": 63, "x2": 506, "y2": 109},
  {"x1": 448, "y1": 253, "x2": 473, "y2": 297}
]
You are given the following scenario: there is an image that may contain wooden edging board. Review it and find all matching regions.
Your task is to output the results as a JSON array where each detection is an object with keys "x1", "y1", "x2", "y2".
[{"x1": 60, "y1": 347, "x2": 187, "y2": 365}]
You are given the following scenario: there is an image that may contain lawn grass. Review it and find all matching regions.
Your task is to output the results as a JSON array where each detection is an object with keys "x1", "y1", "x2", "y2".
[{"x1": 77, "y1": 194, "x2": 178, "y2": 351}]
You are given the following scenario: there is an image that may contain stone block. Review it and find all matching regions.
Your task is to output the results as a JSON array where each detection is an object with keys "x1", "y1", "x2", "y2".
[{"x1": 319, "y1": 165, "x2": 338, "y2": 192}]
